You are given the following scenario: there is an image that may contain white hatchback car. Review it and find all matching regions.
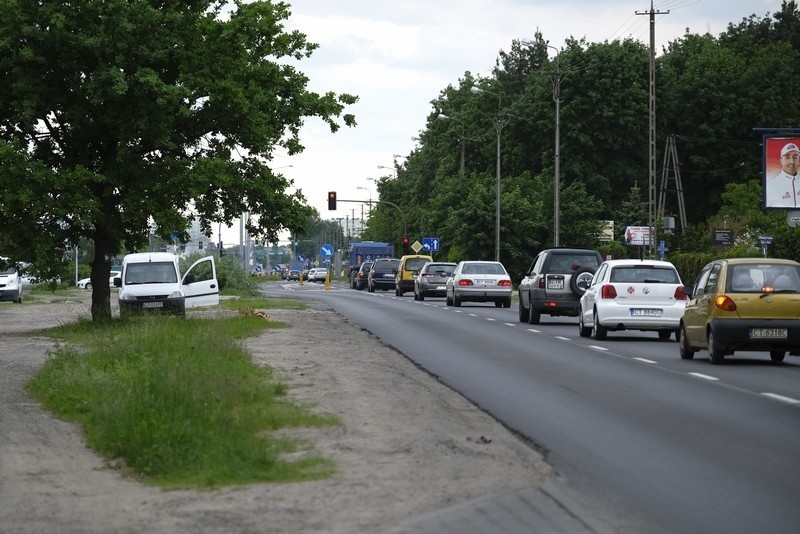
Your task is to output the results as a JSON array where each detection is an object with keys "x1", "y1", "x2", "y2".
[
  {"x1": 445, "y1": 260, "x2": 513, "y2": 308},
  {"x1": 578, "y1": 259, "x2": 687, "y2": 340}
]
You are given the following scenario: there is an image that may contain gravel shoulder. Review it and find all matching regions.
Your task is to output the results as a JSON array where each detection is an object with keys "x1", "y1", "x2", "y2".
[{"x1": 0, "y1": 291, "x2": 553, "y2": 533}]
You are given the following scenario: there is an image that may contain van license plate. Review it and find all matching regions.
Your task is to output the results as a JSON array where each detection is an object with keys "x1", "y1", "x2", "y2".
[
  {"x1": 750, "y1": 328, "x2": 787, "y2": 338},
  {"x1": 142, "y1": 302, "x2": 163, "y2": 309}
]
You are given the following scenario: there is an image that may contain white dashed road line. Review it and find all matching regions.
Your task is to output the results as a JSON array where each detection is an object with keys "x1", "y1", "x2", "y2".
[
  {"x1": 690, "y1": 372, "x2": 719, "y2": 381},
  {"x1": 762, "y1": 393, "x2": 800, "y2": 405},
  {"x1": 634, "y1": 358, "x2": 658, "y2": 364},
  {"x1": 589, "y1": 345, "x2": 608, "y2": 351}
]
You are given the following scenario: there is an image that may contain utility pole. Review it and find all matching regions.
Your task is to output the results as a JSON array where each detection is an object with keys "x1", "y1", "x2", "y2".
[{"x1": 636, "y1": 0, "x2": 668, "y2": 258}]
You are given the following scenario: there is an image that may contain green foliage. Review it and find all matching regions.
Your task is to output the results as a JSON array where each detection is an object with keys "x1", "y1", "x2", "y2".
[
  {"x1": 26, "y1": 313, "x2": 338, "y2": 488},
  {"x1": 0, "y1": 1, "x2": 356, "y2": 320}
]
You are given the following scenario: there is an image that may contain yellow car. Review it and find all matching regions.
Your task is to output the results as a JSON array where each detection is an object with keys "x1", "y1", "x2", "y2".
[
  {"x1": 395, "y1": 254, "x2": 433, "y2": 297},
  {"x1": 679, "y1": 258, "x2": 800, "y2": 364}
]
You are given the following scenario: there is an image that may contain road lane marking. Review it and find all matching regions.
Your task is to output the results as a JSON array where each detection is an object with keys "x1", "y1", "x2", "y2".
[
  {"x1": 486, "y1": 318, "x2": 496, "y2": 321},
  {"x1": 589, "y1": 345, "x2": 608, "y2": 351},
  {"x1": 762, "y1": 393, "x2": 800, "y2": 405},
  {"x1": 689, "y1": 372, "x2": 719, "y2": 381},
  {"x1": 555, "y1": 336, "x2": 569, "y2": 341},
  {"x1": 634, "y1": 357, "x2": 658, "y2": 364},
  {"x1": 504, "y1": 323, "x2": 516, "y2": 326},
  {"x1": 526, "y1": 328, "x2": 541, "y2": 333}
]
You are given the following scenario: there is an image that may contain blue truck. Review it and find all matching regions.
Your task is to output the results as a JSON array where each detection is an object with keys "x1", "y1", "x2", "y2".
[{"x1": 348, "y1": 241, "x2": 395, "y2": 289}]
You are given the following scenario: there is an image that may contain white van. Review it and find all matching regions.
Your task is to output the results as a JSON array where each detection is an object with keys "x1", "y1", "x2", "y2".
[
  {"x1": 115, "y1": 253, "x2": 219, "y2": 317},
  {"x1": 0, "y1": 257, "x2": 23, "y2": 303}
]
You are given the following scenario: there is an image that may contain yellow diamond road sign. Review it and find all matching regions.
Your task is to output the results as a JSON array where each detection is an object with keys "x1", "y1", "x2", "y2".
[{"x1": 411, "y1": 240, "x2": 423, "y2": 253}]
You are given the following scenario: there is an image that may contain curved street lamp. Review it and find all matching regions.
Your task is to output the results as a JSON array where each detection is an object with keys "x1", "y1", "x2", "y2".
[{"x1": 470, "y1": 86, "x2": 504, "y2": 262}]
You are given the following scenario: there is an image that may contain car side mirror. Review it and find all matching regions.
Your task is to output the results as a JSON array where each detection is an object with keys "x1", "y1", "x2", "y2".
[{"x1": 683, "y1": 284, "x2": 694, "y2": 298}]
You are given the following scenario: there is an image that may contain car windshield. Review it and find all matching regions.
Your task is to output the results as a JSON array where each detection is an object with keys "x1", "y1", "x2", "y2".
[
  {"x1": 426, "y1": 263, "x2": 455, "y2": 276},
  {"x1": 548, "y1": 254, "x2": 601, "y2": 274},
  {"x1": 609, "y1": 266, "x2": 680, "y2": 284},
  {"x1": 727, "y1": 263, "x2": 800, "y2": 293},
  {"x1": 405, "y1": 258, "x2": 430, "y2": 271},
  {"x1": 1, "y1": 267, "x2": 16, "y2": 275},
  {"x1": 461, "y1": 263, "x2": 506, "y2": 275},
  {"x1": 374, "y1": 260, "x2": 399, "y2": 271},
  {"x1": 125, "y1": 262, "x2": 178, "y2": 284}
]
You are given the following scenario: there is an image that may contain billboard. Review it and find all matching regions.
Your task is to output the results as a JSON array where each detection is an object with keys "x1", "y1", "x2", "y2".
[{"x1": 763, "y1": 136, "x2": 800, "y2": 209}]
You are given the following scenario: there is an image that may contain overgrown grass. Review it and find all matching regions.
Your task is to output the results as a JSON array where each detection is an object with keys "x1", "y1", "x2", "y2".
[
  {"x1": 26, "y1": 310, "x2": 338, "y2": 489},
  {"x1": 220, "y1": 296, "x2": 308, "y2": 311}
]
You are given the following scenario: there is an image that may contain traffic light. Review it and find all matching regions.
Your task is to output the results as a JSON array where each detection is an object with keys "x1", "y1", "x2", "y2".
[
  {"x1": 327, "y1": 191, "x2": 337, "y2": 210},
  {"x1": 402, "y1": 235, "x2": 410, "y2": 253}
]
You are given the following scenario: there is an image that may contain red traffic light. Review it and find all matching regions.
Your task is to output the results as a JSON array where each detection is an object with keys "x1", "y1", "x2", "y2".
[
  {"x1": 402, "y1": 236, "x2": 409, "y2": 245},
  {"x1": 327, "y1": 191, "x2": 337, "y2": 210}
]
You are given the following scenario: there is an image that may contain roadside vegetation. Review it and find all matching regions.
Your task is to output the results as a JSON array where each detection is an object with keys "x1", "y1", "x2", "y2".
[{"x1": 25, "y1": 296, "x2": 339, "y2": 489}]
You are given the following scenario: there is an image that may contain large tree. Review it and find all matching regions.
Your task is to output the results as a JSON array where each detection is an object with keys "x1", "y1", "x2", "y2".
[{"x1": 0, "y1": 0, "x2": 356, "y2": 320}]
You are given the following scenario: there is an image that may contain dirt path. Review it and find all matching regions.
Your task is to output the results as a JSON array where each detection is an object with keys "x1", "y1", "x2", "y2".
[{"x1": 0, "y1": 291, "x2": 552, "y2": 533}]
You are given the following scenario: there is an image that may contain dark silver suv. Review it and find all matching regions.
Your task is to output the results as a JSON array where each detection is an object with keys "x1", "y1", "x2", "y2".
[{"x1": 518, "y1": 248, "x2": 603, "y2": 324}]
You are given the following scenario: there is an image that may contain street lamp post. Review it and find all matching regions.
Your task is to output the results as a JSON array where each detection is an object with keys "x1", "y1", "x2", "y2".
[
  {"x1": 437, "y1": 114, "x2": 465, "y2": 177},
  {"x1": 471, "y1": 86, "x2": 503, "y2": 262},
  {"x1": 377, "y1": 165, "x2": 396, "y2": 178}
]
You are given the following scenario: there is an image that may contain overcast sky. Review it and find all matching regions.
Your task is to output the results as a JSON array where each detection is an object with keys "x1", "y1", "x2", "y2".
[{"x1": 220, "y1": 0, "x2": 780, "y2": 243}]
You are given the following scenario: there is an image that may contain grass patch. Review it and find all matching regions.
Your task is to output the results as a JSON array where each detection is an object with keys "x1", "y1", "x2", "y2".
[
  {"x1": 26, "y1": 314, "x2": 338, "y2": 488},
  {"x1": 220, "y1": 295, "x2": 308, "y2": 312}
]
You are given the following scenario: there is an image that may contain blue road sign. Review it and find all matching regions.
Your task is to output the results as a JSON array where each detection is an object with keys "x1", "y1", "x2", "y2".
[
  {"x1": 297, "y1": 254, "x2": 306, "y2": 262},
  {"x1": 422, "y1": 237, "x2": 440, "y2": 252},
  {"x1": 320, "y1": 243, "x2": 334, "y2": 258}
]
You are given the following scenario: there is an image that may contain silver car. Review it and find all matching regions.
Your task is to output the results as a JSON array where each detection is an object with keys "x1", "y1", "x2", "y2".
[
  {"x1": 414, "y1": 262, "x2": 456, "y2": 300},
  {"x1": 445, "y1": 261, "x2": 513, "y2": 308}
]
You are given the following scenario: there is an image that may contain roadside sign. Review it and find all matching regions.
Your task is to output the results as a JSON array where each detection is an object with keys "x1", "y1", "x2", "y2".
[
  {"x1": 624, "y1": 226, "x2": 651, "y2": 246},
  {"x1": 411, "y1": 240, "x2": 422, "y2": 253},
  {"x1": 758, "y1": 235, "x2": 774, "y2": 245},
  {"x1": 712, "y1": 229, "x2": 734, "y2": 246},
  {"x1": 297, "y1": 254, "x2": 306, "y2": 262},
  {"x1": 320, "y1": 243, "x2": 334, "y2": 258},
  {"x1": 422, "y1": 237, "x2": 440, "y2": 252}
]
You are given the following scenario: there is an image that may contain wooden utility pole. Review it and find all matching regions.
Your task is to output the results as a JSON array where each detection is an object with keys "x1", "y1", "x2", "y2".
[{"x1": 637, "y1": 0, "x2": 669, "y2": 257}]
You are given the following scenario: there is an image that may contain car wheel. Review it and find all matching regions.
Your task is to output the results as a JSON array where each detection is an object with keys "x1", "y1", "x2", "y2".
[
  {"x1": 518, "y1": 294, "x2": 530, "y2": 322},
  {"x1": 570, "y1": 268, "x2": 595, "y2": 296},
  {"x1": 503, "y1": 297, "x2": 511, "y2": 308},
  {"x1": 86, "y1": 282, "x2": 93, "y2": 289},
  {"x1": 591, "y1": 309, "x2": 607, "y2": 340},
  {"x1": 446, "y1": 293, "x2": 453, "y2": 306},
  {"x1": 528, "y1": 307, "x2": 541, "y2": 325},
  {"x1": 770, "y1": 351, "x2": 786, "y2": 362},
  {"x1": 578, "y1": 310, "x2": 591, "y2": 337},
  {"x1": 658, "y1": 330, "x2": 672, "y2": 341},
  {"x1": 708, "y1": 331, "x2": 725, "y2": 364},
  {"x1": 453, "y1": 294, "x2": 462, "y2": 307},
  {"x1": 494, "y1": 300, "x2": 502, "y2": 308},
  {"x1": 418, "y1": 291, "x2": 425, "y2": 302},
  {"x1": 678, "y1": 324, "x2": 696, "y2": 359}
]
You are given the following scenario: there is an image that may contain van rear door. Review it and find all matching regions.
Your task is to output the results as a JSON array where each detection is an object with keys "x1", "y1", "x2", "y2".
[{"x1": 182, "y1": 256, "x2": 219, "y2": 308}]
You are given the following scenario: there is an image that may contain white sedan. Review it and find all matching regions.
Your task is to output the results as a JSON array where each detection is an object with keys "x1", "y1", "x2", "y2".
[
  {"x1": 578, "y1": 259, "x2": 687, "y2": 340},
  {"x1": 445, "y1": 260, "x2": 513, "y2": 308},
  {"x1": 77, "y1": 269, "x2": 122, "y2": 289}
]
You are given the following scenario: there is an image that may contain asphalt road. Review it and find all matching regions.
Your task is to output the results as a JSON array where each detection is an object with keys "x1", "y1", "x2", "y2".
[{"x1": 268, "y1": 280, "x2": 800, "y2": 534}]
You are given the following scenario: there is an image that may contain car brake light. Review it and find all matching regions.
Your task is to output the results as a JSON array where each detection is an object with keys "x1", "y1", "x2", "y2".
[
  {"x1": 600, "y1": 284, "x2": 617, "y2": 299},
  {"x1": 458, "y1": 279, "x2": 474, "y2": 287},
  {"x1": 498, "y1": 280, "x2": 512, "y2": 287},
  {"x1": 538, "y1": 278, "x2": 545, "y2": 289},
  {"x1": 674, "y1": 286, "x2": 688, "y2": 300},
  {"x1": 715, "y1": 295, "x2": 737, "y2": 311}
]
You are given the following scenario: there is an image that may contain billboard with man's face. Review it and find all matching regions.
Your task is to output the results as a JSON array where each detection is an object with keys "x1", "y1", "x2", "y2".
[{"x1": 763, "y1": 136, "x2": 800, "y2": 209}]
